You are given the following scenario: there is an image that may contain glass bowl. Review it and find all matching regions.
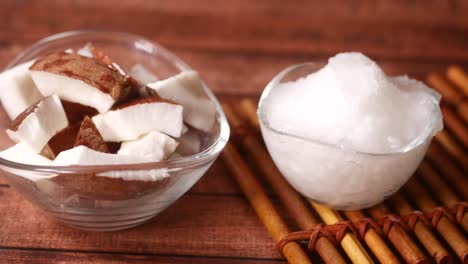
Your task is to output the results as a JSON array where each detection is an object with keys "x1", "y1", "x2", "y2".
[
  {"x1": 258, "y1": 62, "x2": 442, "y2": 210},
  {"x1": 0, "y1": 30, "x2": 230, "y2": 231}
]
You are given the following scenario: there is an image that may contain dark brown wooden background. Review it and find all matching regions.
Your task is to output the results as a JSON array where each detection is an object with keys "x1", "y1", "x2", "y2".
[{"x1": 0, "y1": 1, "x2": 467, "y2": 263}]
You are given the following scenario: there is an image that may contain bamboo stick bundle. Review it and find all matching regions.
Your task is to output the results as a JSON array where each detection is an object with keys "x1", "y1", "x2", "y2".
[
  {"x1": 310, "y1": 202, "x2": 374, "y2": 264},
  {"x1": 418, "y1": 161, "x2": 460, "y2": 205},
  {"x1": 402, "y1": 178, "x2": 468, "y2": 263},
  {"x1": 427, "y1": 72, "x2": 464, "y2": 105},
  {"x1": 434, "y1": 131, "x2": 468, "y2": 172},
  {"x1": 342, "y1": 210, "x2": 400, "y2": 263},
  {"x1": 426, "y1": 142, "x2": 468, "y2": 201},
  {"x1": 441, "y1": 106, "x2": 468, "y2": 148},
  {"x1": 427, "y1": 71, "x2": 468, "y2": 123},
  {"x1": 221, "y1": 142, "x2": 312, "y2": 264},
  {"x1": 447, "y1": 65, "x2": 468, "y2": 97},
  {"x1": 238, "y1": 99, "x2": 383, "y2": 264},
  {"x1": 367, "y1": 204, "x2": 429, "y2": 264},
  {"x1": 387, "y1": 192, "x2": 452, "y2": 264},
  {"x1": 456, "y1": 101, "x2": 468, "y2": 123},
  {"x1": 417, "y1": 161, "x2": 468, "y2": 232},
  {"x1": 236, "y1": 97, "x2": 467, "y2": 263},
  {"x1": 239, "y1": 99, "x2": 259, "y2": 128},
  {"x1": 222, "y1": 102, "x2": 347, "y2": 263},
  {"x1": 445, "y1": 65, "x2": 468, "y2": 123}
]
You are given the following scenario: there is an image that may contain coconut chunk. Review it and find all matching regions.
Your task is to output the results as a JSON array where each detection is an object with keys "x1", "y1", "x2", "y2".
[
  {"x1": 61, "y1": 100, "x2": 98, "y2": 124},
  {"x1": 0, "y1": 143, "x2": 52, "y2": 165},
  {"x1": 0, "y1": 60, "x2": 43, "y2": 120},
  {"x1": 118, "y1": 131, "x2": 178, "y2": 161},
  {"x1": 53, "y1": 145, "x2": 154, "y2": 166},
  {"x1": 130, "y1": 64, "x2": 158, "y2": 85},
  {"x1": 147, "y1": 70, "x2": 216, "y2": 132},
  {"x1": 92, "y1": 97, "x2": 183, "y2": 141},
  {"x1": 107, "y1": 142, "x2": 122, "y2": 154},
  {"x1": 42, "y1": 123, "x2": 80, "y2": 159},
  {"x1": 181, "y1": 124, "x2": 189, "y2": 135},
  {"x1": 74, "y1": 116, "x2": 109, "y2": 153},
  {"x1": 43, "y1": 116, "x2": 109, "y2": 159},
  {"x1": 87, "y1": 45, "x2": 130, "y2": 79},
  {"x1": 168, "y1": 152, "x2": 183, "y2": 160},
  {"x1": 29, "y1": 52, "x2": 131, "y2": 113},
  {"x1": 175, "y1": 129, "x2": 201, "y2": 156},
  {"x1": 130, "y1": 64, "x2": 158, "y2": 97},
  {"x1": 30, "y1": 70, "x2": 115, "y2": 113},
  {"x1": 6, "y1": 95, "x2": 68, "y2": 152}
]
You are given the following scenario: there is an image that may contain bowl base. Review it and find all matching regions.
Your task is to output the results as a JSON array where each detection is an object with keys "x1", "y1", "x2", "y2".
[
  {"x1": 65, "y1": 220, "x2": 151, "y2": 232},
  {"x1": 55, "y1": 213, "x2": 159, "y2": 231}
]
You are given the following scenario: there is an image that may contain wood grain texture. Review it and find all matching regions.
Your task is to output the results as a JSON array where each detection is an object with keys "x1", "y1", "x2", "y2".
[
  {"x1": 0, "y1": 1, "x2": 467, "y2": 263},
  {"x1": 0, "y1": 175, "x2": 8, "y2": 186},
  {"x1": 0, "y1": 187, "x2": 281, "y2": 259},
  {"x1": 0, "y1": 249, "x2": 284, "y2": 264},
  {"x1": 0, "y1": 0, "x2": 468, "y2": 61}
]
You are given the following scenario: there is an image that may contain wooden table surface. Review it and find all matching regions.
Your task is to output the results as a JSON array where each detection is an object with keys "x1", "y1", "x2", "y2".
[{"x1": 0, "y1": 1, "x2": 467, "y2": 263}]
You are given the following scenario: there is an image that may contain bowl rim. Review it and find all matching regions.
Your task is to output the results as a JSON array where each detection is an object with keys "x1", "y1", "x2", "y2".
[
  {"x1": 258, "y1": 61, "x2": 442, "y2": 156},
  {"x1": 0, "y1": 29, "x2": 230, "y2": 173}
]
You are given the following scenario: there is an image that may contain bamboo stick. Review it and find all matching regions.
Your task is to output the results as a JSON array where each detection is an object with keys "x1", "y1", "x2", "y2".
[
  {"x1": 388, "y1": 192, "x2": 452, "y2": 264},
  {"x1": 310, "y1": 202, "x2": 374, "y2": 264},
  {"x1": 435, "y1": 131, "x2": 468, "y2": 172},
  {"x1": 367, "y1": 204, "x2": 428, "y2": 264},
  {"x1": 223, "y1": 102, "x2": 346, "y2": 263},
  {"x1": 417, "y1": 161, "x2": 468, "y2": 232},
  {"x1": 427, "y1": 72, "x2": 463, "y2": 105},
  {"x1": 403, "y1": 178, "x2": 468, "y2": 263},
  {"x1": 458, "y1": 101, "x2": 468, "y2": 124},
  {"x1": 343, "y1": 210, "x2": 400, "y2": 264},
  {"x1": 239, "y1": 99, "x2": 377, "y2": 263},
  {"x1": 427, "y1": 71, "x2": 468, "y2": 124},
  {"x1": 441, "y1": 106, "x2": 468, "y2": 148},
  {"x1": 221, "y1": 102, "x2": 248, "y2": 136},
  {"x1": 426, "y1": 143, "x2": 468, "y2": 201},
  {"x1": 418, "y1": 161, "x2": 460, "y2": 205},
  {"x1": 221, "y1": 143, "x2": 312, "y2": 264},
  {"x1": 447, "y1": 65, "x2": 468, "y2": 97},
  {"x1": 240, "y1": 99, "x2": 260, "y2": 129},
  {"x1": 242, "y1": 136, "x2": 347, "y2": 263}
]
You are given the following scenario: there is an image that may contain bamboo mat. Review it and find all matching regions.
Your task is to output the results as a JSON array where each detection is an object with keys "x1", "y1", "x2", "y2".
[{"x1": 221, "y1": 66, "x2": 468, "y2": 264}]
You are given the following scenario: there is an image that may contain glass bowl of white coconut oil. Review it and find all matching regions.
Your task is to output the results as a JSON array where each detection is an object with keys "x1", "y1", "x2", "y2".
[{"x1": 258, "y1": 53, "x2": 443, "y2": 210}]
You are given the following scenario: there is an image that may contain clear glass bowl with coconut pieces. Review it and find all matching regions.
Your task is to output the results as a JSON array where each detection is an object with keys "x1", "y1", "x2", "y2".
[{"x1": 0, "y1": 30, "x2": 229, "y2": 231}]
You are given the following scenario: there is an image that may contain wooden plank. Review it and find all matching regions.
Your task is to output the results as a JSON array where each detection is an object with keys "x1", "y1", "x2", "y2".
[
  {"x1": 0, "y1": 2, "x2": 467, "y2": 60},
  {"x1": 0, "y1": 187, "x2": 282, "y2": 259},
  {"x1": 189, "y1": 161, "x2": 240, "y2": 195},
  {"x1": 178, "y1": 50, "x2": 468, "y2": 96},
  {"x1": 0, "y1": 2, "x2": 466, "y2": 263},
  {"x1": 0, "y1": 175, "x2": 8, "y2": 186},
  {"x1": 4, "y1": 0, "x2": 468, "y2": 25},
  {"x1": 0, "y1": 249, "x2": 284, "y2": 264}
]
